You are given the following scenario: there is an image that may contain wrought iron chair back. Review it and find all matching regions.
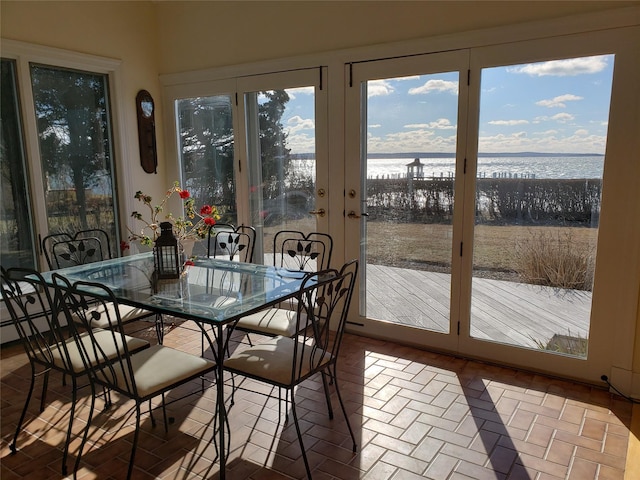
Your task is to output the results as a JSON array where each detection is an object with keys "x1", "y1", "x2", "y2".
[
  {"x1": 42, "y1": 228, "x2": 113, "y2": 270},
  {"x1": 273, "y1": 230, "x2": 333, "y2": 272},
  {"x1": 51, "y1": 237, "x2": 105, "y2": 269},
  {"x1": 207, "y1": 223, "x2": 256, "y2": 263}
]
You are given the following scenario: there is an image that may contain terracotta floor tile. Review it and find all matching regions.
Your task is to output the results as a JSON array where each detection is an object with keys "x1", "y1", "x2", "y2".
[{"x1": 1, "y1": 328, "x2": 634, "y2": 479}]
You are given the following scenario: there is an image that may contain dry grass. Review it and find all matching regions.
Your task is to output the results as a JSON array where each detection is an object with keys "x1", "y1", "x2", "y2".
[
  {"x1": 254, "y1": 218, "x2": 599, "y2": 288},
  {"x1": 512, "y1": 229, "x2": 596, "y2": 290}
]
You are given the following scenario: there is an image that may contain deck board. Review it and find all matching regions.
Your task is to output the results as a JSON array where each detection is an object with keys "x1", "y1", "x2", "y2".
[{"x1": 366, "y1": 263, "x2": 591, "y2": 349}]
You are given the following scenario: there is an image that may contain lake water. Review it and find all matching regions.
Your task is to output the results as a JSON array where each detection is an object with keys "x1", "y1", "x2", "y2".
[
  {"x1": 291, "y1": 155, "x2": 605, "y2": 180},
  {"x1": 366, "y1": 156, "x2": 605, "y2": 180}
]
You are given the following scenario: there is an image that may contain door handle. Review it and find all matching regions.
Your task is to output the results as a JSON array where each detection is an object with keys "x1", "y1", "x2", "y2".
[
  {"x1": 309, "y1": 208, "x2": 326, "y2": 217},
  {"x1": 348, "y1": 211, "x2": 369, "y2": 219}
]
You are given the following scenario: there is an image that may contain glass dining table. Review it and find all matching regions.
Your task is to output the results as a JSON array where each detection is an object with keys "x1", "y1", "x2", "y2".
[{"x1": 40, "y1": 252, "x2": 312, "y2": 479}]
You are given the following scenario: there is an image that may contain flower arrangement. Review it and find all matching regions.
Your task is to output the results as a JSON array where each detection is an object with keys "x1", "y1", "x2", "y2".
[{"x1": 127, "y1": 181, "x2": 220, "y2": 248}]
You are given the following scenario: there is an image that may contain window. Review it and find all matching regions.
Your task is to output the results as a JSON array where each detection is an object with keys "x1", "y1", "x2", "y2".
[
  {"x1": 30, "y1": 64, "x2": 120, "y2": 258},
  {"x1": 0, "y1": 59, "x2": 36, "y2": 269},
  {"x1": 1, "y1": 40, "x2": 125, "y2": 271}
]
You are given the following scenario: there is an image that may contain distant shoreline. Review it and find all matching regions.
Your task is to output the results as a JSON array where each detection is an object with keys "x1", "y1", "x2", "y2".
[{"x1": 291, "y1": 152, "x2": 604, "y2": 160}]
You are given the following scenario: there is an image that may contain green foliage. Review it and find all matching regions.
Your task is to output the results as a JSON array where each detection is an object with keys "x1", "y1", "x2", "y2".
[
  {"x1": 177, "y1": 90, "x2": 292, "y2": 221},
  {"x1": 366, "y1": 177, "x2": 602, "y2": 227},
  {"x1": 31, "y1": 65, "x2": 113, "y2": 229}
]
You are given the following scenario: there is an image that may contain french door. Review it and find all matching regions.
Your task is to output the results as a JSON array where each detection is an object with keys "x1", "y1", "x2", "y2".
[
  {"x1": 344, "y1": 30, "x2": 628, "y2": 381},
  {"x1": 345, "y1": 51, "x2": 469, "y2": 353},
  {"x1": 171, "y1": 68, "x2": 329, "y2": 263},
  {"x1": 236, "y1": 68, "x2": 329, "y2": 263}
]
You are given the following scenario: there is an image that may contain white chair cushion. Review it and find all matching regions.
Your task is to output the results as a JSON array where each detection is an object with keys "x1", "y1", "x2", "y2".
[
  {"x1": 99, "y1": 344, "x2": 216, "y2": 398},
  {"x1": 69, "y1": 302, "x2": 153, "y2": 329},
  {"x1": 224, "y1": 336, "x2": 332, "y2": 386},
  {"x1": 235, "y1": 308, "x2": 304, "y2": 337},
  {"x1": 48, "y1": 329, "x2": 149, "y2": 374}
]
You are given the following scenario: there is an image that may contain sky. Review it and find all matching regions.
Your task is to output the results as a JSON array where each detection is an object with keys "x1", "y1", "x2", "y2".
[{"x1": 281, "y1": 54, "x2": 615, "y2": 155}]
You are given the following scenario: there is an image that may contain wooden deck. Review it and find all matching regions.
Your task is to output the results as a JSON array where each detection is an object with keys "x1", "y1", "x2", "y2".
[{"x1": 366, "y1": 263, "x2": 592, "y2": 350}]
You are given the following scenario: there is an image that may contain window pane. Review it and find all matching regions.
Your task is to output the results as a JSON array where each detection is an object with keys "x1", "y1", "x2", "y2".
[
  {"x1": 364, "y1": 72, "x2": 459, "y2": 333},
  {"x1": 470, "y1": 54, "x2": 614, "y2": 358},
  {"x1": 176, "y1": 95, "x2": 236, "y2": 255},
  {"x1": 1, "y1": 59, "x2": 36, "y2": 269},
  {"x1": 246, "y1": 88, "x2": 317, "y2": 263},
  {"x1": 30, "y1": 64, "x2": 119, "y2": 257}
]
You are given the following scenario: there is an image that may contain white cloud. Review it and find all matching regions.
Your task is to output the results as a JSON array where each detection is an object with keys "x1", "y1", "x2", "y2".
[
  {"x1": 477, "y1": 130, "x2": 606, "y2": 154},
  {"x1": 409, "y1": 79, "x2": 458, "y2": 95},
  {"x1": 534, "y1": 113, "x2": 576, "y2": 124},
  {"x1": 286, "y1": 115, "x2": 314, "y2": 133},
  {"x1": 285, "y1": 116, "x2": 315, "y2": 153},
  {"x1": 532, "y1": 129, "x2": 559, "y2": 136},
  {"x1": 286, "y1": 132, "x2": 315, "y2": 153},
  {"x1": 369, "y1": 124, "x2": 382, "y2": 128},
  {"x1": 287, "y1": 86, "x2": 314, "y2": 100},
  {"x1": 574, "y1": 129, "x2": 589, "y2": 136},
  {"x1": 367, "y1": 128, "x2": 457, "y2": 153},
  {"x1": 404, "y1": 118, "x2": 456, "y2": 130},
  {"x1": 551, "y1": 112, "x2": 575, "y2": 123},
  {"x1": 536, "y1": 94, "x2": 583, "y2": 108},
  {"x1": 488, "y1": 119, "x2": 529, "y2": 126},
  {"x1": 368, "y1": 80, "x2": 394, "y2": 98},
  {"x1": 507, "y1": 55, "x2": 608, "y2": 77}
]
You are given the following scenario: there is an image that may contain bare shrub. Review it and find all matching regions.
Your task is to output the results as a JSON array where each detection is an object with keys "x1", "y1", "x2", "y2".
[{"x1": 513, "y1": 229, "x2": 595, "y2": 291}]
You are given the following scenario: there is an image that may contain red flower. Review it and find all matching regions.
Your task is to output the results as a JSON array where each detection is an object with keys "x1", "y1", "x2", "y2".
[
  {"x1": 184, "y1": 260, "x2": 195, "y2": 267},
  {"x1": 204, "y1": 217, "x2": 216, "y2": 226},
  {"x1": 120, "y1": 240, "x2": 130, "y2": 253},
  {"x1": 200, "y1": 205, "x2": 212, "y2": 215},
  {"x1": 179, "y1": 190, "x2": 190, "y2": 199}
]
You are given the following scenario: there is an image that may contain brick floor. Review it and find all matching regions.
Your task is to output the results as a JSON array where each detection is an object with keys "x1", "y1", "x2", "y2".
[{"x1": 0, "y1": 319, "x2": 634, "y2": 479}]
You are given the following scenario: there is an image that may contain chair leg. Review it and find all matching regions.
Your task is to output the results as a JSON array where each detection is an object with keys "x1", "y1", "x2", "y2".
[
  {"x1": 39, "y1": 370, "x2": 50, "y2": 412},
  {"x1": 161, "y1": 393, "x2": 169, "y2": 433},
  {"x1": 289, "y1": 395, "x2": 313, "y2": 480},
  {"x1": 61, "y1": 377, "x2": 78, "y2": 476},
  {"x1": 74, "y1": 380, "x2": 97, "y2": 478},
  {"x1": 10, "y1": 364, "x2": 37, "y2": 454},
  {"x1": 320, "y1": 372, "x2": 334, "y2": 419},
  {"x1": 149, "y1": 399, "x2": 156, "y2": 427},
  {"x1": 126, "y1": 404, "x2": 141, "y2": 480},
  {"x1": 330, "y1": 366, "x2": 357, "y2": 453}
]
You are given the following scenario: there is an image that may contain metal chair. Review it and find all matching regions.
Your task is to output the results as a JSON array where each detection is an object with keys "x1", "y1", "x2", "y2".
[
  {"x1": 51, "y1": 237, "x2": 106, "y2": 269},
  {"x1": 200, "y1": 224, "x2": 257, "y2": 358},
  {"x1": 272, "y1": 230, "x2": 333, "y2": 272},
  {"x1": 49, "y1": 236, "x2": 161, "y2": 339},
  {"x1": 207, "y1": 223, "x2": 256, "y2": 263},
  {"x1": 224, "y1": 260, "x2": 359, "y2": 479},
  {"x1": 0, "y1": 267, "x2": 150, "y2": 476},
  {"x1": 42, "y1": 228, "x2": 114, "y2": 270},
  {"x1": 233, "y1": 230, "x2": 333, "y2": 339},
  {"x1": 58, "y1": 278, "x2": 217, "y2": 480},
  {"x1": 42, "y1": 232, "x2": 73, "y2": 270}
]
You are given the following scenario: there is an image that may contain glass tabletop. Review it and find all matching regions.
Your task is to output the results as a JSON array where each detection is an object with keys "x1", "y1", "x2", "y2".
[{"x1": 40, "y1": 253, "x2": 312, "y2": 326}]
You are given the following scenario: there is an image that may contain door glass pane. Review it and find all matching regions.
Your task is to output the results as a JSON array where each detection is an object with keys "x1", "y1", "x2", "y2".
[
  {"x1": 30, "y1": 64, "x2": 119, "y2": 258},
  {"x1": 471, "y1": 55, "x2": 614, "y2": 357},
  {"x1": 176, "y1": 95, "x2": 236, "y2": 256},
  {"x1": 246, "y1": 87, "x2": 317, "y2": 264},
  {"x1": 364, "y1": 72, "x2": 459, "y2": 333},
  {"x1": 1, "y1": 59, "x2": 36, "y2": 269}
]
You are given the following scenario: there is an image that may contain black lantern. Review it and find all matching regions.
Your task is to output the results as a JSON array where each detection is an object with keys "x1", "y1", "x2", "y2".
[{"x1": 153, "y1": 222, "x2": 181, "y2": 279}]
